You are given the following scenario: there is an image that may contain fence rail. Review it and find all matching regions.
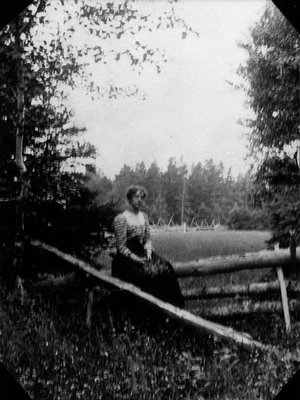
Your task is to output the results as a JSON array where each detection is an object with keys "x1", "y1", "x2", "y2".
[
  {"x1": 27, "y1": 239, "x2": 300, "y2": 350},
  {"x1": 30, "y1": 239, "x2": 273, "y2": 351},
  {"x1": 174, "y1": 247, "x2": 300, "y2": 277}
]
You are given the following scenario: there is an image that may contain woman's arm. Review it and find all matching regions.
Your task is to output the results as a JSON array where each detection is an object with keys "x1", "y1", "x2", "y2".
[
  {"x1": 114, "y1": 214, "x2": 145, "y2": 264},
  {"x1": 143, "y1": 213, "x2": 152, "y2": 260}
]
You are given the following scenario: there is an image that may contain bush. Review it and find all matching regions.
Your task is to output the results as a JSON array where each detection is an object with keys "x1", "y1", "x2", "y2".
[{"x1": 227, "y1": 205, "x2": 269, "y2": 230}]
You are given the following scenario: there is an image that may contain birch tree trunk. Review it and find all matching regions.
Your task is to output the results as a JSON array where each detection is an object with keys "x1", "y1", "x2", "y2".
[{"x1": 13, "y1": 18, "x2": 28, "y2": 298}]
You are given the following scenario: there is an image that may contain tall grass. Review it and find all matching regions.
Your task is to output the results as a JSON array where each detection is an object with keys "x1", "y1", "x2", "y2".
[
  {"x1": 151, "y1": 231, "x2": 299, "y2": 364},
  {"x1": 0, "y1": 230, "x2": 299, "y2": 400},
  {"x1": 0, "y1": 283, "x2": 297, "y2": 400}
]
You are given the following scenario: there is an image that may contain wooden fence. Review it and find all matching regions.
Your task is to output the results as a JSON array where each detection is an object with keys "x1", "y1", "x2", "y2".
[
  {"x1": 173, "y1": 247, "x2": 300, "y2": 277},
  {"x1": 151, "y1": 218, "x2": 221, "y2": 235},
  {"x1": 173, "y1": 246, "x2": 300, "y2": 333},
  {"x1": 29, "y1": 239, "x2": 300, "y2": 352}
]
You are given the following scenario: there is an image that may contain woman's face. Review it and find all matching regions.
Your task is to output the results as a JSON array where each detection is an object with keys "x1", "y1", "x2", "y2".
[{"x1": 130, "y1": 190, "x2": 144, "y2": 211}]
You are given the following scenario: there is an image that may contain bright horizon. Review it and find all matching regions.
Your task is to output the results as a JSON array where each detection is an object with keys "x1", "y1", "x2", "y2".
[{"x1": 67, "y1": 0, "x2": 267, "y2": 179}]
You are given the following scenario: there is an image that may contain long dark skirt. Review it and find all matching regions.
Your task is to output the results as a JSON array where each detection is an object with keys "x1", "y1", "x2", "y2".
[{"x1": 111, "y1": 240, "x2": 184, "y2": 308}]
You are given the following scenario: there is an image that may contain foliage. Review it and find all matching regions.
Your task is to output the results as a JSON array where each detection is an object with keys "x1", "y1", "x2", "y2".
[
  {"x1": 188, "y1": 160, "x2": 235, "y2": 224},
  {"x1": 254, "y1": 154, "x2": 300, "y2": 245},
  {"x1": 162, "y1": 158, "x2": 188, "y2": 225},
  {"x1": 26, "y1": 201, "x2": 115, "y2": 255},
  {"x1": 237, "y1": 3, "x2": 300, "y2": 153},
  {"x1": 100, "y1": 157, "x2": 267, "y2": 229},
  {"x1": 0, "y1": 1, "x2": 97, "y2": 201},
  {"x1": 227, "y1": 204, "x2": 269, "y2": 231},
  {"x1": 0, "y1": 0, "x2": 198, "y2": 260},
  {"x1": 237, "y1": 3, "x2": 300, "y2": 243}
]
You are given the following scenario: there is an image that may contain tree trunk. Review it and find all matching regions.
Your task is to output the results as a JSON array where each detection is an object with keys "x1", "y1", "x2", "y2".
[{"x1": 13, "y1": 17, "x2": 28, "y2": 299}]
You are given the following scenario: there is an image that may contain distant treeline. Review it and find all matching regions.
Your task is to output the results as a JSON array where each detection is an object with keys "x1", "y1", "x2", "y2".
[
  {"x1": 85, "y1": 157, "x2": 269, "y2": 230},
  {"x1": 0, "y1": 157, "x2": 269, "y2": 262}
]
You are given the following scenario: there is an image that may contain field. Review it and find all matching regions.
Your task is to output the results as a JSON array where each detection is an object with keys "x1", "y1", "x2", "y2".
[
  {"x1": 152, "y1": 230, "x2": 271, "y2": 262},
  {"x1": 153, "y1": 229, "x2": 272, "y2": 292},
  {"x1": 152, "y1": 229, "x2": 300, "y2": 365},
  {"x1": 1, "y1": 229, "x2": 300, "y2": 400},
  {"x1": 154, "y1": 230, "x2": 299, "y2": 345}
]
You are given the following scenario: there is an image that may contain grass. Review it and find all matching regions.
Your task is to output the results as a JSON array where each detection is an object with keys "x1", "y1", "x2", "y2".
[
  {"x1": 152, "y1": 230, "x2": 271, "y2": 262},
  {"x1": 152, "y1": 230, "x2": 300, "y2": 347},
  {"x1": 153, "y1": 229, "x2": 273, "y2": 303},
  {"x1": 0, "y1": 230, "x2": 299, "y2": 400},
  {"x1": 0, "y1": 282, "x2": 298, "y2": 400}
]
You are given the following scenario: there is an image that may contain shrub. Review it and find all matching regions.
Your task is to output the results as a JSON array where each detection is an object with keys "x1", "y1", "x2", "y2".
[{"x1": 226, "y1": 205, "x2": 269, "y2": 230}]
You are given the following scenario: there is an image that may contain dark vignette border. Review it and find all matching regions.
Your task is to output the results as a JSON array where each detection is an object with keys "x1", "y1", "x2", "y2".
[{"x1": 0, "y1": 0, "x2": 299, "y2": 399}]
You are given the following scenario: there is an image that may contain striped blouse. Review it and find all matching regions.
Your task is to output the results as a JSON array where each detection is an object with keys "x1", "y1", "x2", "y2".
[{"x1": 113, "y1": 210, "x2": 152, "y2": 262}]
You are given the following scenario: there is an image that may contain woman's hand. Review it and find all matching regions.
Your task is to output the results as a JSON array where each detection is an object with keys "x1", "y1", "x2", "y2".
[
  {"x1": 136, "y1": 256, "x2": 148, "y2": 265},
  {"x1": 146, "y1": 250, "x2": 152, "y2": 261},
  {"x1": 136, "y1": 252, "x2": 151, "y2": 266}
]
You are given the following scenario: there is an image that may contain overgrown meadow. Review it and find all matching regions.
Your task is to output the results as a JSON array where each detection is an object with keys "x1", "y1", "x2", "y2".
[{"x1": 1, "y1": 230, "x2": 300, "y2": 400}]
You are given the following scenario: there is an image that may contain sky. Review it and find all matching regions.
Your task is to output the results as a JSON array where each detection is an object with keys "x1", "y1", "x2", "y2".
[{"x1": 67, "y1": 0, "x2": 267, "y2": 178}]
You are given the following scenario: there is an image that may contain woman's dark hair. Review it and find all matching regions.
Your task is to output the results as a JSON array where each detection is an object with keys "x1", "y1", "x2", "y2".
[{"x1": 126, "y1": 185, "x2": 147, "y2": 202}]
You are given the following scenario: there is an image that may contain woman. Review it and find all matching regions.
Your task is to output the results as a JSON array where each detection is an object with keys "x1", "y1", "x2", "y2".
[{"x1": 112, "y1": 185, "x2": 184, "y2": 308}]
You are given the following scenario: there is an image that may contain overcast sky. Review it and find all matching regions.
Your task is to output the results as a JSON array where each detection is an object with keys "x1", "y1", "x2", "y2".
[{"x1": 67, "y1": 0, "x2": 267, "y2": 178}]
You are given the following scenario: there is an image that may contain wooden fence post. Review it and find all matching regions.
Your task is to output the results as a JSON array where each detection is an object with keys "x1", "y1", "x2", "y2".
[
  {"x1": 86, "y1": 288, "x2": 94, "y2": 328},
  {"x1": 167, "y1": 214, "x2": 174, "y2": 229},
  {"x1": 276, "y1": 267, "x2": 291, "y2": 333},
  {"x1": 290, "y1": 230, "x2": 298, "y2": 280}
]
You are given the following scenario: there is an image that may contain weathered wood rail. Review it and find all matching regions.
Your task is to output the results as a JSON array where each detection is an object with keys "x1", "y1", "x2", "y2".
[
  {"x1": 173, "y1": 247, "x2": 300, "y2": 277},
  {"x1": 182, "y1": 280, "x2": 300, "y2": 300},
  {"x1": 30, "y1": 240, "x2": 271, "y2": 351},
  {"x1": 175, "y1": 247, "x2": 299, "y2": 333},
  {"x1": 191, "y1": 299, "x2": 300, "y2": 318}
]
